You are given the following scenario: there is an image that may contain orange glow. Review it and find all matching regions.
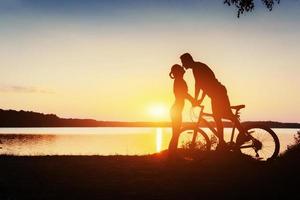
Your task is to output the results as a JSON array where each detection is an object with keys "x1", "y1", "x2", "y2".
[
  {"x1": 156, "y1": 128, "x2": 162, "y2": 152},
  {"x1": 148, "y1": 104, "x2": 169, "y2": 120},
  {"x1": 0, "y1": 17, "x2": 299, "y2": 122}
]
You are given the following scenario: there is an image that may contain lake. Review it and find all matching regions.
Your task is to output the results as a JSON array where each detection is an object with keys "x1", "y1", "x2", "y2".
[{"x1": 0, "y1": 128, "x2": 298, "y2": 156}]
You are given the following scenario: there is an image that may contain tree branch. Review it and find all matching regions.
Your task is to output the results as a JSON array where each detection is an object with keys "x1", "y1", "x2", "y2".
[{"x1": 224, "y1": 0, "x2": 280, "y2": 17}]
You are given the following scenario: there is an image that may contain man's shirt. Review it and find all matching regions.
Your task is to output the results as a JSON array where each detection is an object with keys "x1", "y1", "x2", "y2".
[{"x1": 192, "y1": 62, "x2": 222, "y2": 97}]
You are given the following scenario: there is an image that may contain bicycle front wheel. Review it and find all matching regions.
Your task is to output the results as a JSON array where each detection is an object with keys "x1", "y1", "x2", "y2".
[
  {"x1": 236, "y1": 124, "x2": 280, "y2": 161},
  {"x1": 177, "y1": 127, "x2": 211, "y2": 159}
]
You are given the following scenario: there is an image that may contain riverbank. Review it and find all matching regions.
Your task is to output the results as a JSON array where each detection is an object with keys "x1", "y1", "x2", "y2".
[
  {"x1": 1, "y1": 108, "x2": 300, "y2": 128},
  {"x1": 0, "y1": 148, "x2": 299, "y2": 200}
]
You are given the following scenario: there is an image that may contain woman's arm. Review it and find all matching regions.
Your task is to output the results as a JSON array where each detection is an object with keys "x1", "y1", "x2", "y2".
[{"x1": 184, "y1": 93, "x2": 196, "y2": 106}]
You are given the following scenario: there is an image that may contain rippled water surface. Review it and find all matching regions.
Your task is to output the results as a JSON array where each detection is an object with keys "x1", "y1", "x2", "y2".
[{"x1": 0, "y1": 128, "x2": 298, "y2": 156}]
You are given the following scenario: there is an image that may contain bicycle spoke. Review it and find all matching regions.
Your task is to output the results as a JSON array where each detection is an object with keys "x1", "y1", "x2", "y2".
[
  {"x1": 239, "y1": 126, "x2": 279, "y2": 161},
  {"x1": 261, "y1": 148, "x2": 272, "y2": 155},
  {"x1": 178, "y1": 128, "x2": 211, "y2": 159}
]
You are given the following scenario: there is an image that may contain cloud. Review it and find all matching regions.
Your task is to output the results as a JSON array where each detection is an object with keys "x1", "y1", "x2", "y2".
[{"x1": 0, "y1": 85, "x2": 54, "y2": 94}]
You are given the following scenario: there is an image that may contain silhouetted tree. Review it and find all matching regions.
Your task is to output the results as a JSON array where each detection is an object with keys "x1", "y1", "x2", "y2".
[{"x1": 224, "y1": 0, "x2": 280, "y2": 17}]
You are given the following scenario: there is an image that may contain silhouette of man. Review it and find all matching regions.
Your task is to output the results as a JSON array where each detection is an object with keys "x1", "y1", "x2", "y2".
[{"x1": 180, "y1": 53, "x2": 245, "y2": 149}]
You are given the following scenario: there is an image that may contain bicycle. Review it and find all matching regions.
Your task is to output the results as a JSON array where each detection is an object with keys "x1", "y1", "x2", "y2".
[{"x1": 177, "y1": 104, "x2": 280, "y2": 161}]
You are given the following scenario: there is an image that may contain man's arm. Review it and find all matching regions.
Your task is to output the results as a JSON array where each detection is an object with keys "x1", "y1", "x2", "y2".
[
  {"x1": 184, "y1": 93, "x2": 196, "y2": 105},
  {"x1": 194, "y1": 82, "x2": 206, "y2": 106},
  {"x1": 194, "y1": 82, "x2": 201, "y2": 101},
  {"x1": 197, "y1": 91, "x2": 206, "y2": 106}
]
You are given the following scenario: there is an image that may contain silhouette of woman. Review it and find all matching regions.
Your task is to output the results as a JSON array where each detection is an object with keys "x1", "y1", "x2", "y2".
[{"x1": 168, "y1": 64, "x2": 195, "y2": 156}]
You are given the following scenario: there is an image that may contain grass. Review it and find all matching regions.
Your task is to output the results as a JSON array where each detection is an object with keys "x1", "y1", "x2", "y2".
[{"x1": 0, "y1": 132, "x2": 300, "y2": 199}]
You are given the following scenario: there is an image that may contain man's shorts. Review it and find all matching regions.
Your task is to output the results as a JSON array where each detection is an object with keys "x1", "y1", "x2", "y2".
[{"x1": 211, "y1": 84, "x2": 234, "y2": 119}]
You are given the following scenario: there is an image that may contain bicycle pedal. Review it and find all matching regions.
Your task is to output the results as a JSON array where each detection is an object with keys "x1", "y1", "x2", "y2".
[
  {"x1": 255, "y1": 157, "x2": 263, "y2": 161},
  {"x1": 183, "y1": 157, "x2": 194, "y2": 161}
]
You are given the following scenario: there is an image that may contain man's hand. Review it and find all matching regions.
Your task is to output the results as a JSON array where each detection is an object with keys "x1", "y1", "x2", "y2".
[
  {"x1": 191, "y1": 98, "x2": 199, "y2": 107},
  {"x1": 186, "y1": 94, "x2": 197, "y2": 107},
  {"x1": 196, "y1": 99, "x2": 203, "y2": 106}
]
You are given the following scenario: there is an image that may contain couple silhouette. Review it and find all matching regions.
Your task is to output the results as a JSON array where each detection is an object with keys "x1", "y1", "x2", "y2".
[{"x1": 168, "y1": 53, "x2": 245, "y2": 157}]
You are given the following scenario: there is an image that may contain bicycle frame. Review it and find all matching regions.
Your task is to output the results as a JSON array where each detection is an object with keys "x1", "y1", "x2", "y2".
[
  {"x1": 187, "y1": 105, "x2": 280, "y2": 161},
  {"x1": 194, "y1": 106, "x2": 240, "y2": 144}
]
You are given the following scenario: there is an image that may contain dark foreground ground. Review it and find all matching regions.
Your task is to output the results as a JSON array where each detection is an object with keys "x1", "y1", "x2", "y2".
[{"x1": 0, "y1": 147, "x2": 300, "y2": 200}]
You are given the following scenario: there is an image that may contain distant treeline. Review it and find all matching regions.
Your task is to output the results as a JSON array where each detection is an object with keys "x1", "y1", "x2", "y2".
[
  {"x1": 0, "y1": 109, "x2": 300, "y2": 128},
  {"x1": 0, "y1": 109, "x2": 168, "y2": 127}
]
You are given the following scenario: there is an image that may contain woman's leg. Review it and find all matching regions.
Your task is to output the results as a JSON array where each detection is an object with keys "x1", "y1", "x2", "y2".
[
  {"x1": 169, "y1": 122, "x2": 181, "y2": 153},
  {"x1": 169, "y1": 104, "x2": 183, "y2": 155}
]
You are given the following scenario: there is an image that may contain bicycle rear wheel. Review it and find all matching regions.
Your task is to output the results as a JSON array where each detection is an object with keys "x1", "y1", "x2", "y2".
[
  {"x1": 236, "y1": 124, "x2": 280, "y2": 161},
  {"x1": 177, "y1": 127, "x2": 211, "y2": 159}
]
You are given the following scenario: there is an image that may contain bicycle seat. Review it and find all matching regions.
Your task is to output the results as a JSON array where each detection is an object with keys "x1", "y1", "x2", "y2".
[{"x1": 230, "y1": 105, "x2": 245, "y2": 110}]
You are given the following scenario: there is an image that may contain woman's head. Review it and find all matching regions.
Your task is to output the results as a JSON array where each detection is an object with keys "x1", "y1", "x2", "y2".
[{"x1": 169, "y1": 64, "x2": 185, "y2": 79}]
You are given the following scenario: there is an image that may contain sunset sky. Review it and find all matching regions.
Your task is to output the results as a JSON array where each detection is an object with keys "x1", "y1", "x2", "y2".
[{"x1": 0, "y1": 0, "x2": 299, "y2": 122}]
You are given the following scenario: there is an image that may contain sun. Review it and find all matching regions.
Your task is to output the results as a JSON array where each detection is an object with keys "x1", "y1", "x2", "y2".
[{"x1": 148, "y1": 104, "x2": 168, "y2": 120}]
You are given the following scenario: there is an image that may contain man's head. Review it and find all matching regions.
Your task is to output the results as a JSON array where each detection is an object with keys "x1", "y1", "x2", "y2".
[{"x1": 180, "y1": 53, "x2": 194, "y2": 69}]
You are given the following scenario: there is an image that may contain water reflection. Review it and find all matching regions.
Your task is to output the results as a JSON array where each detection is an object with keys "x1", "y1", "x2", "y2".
[
  {"x1": 156, "y1": 128, "x2": 163, "y2": 152},
  {"x1": 0, "y1": 128, "x2": 297, "y2": 156},
  {"x1": 0, "y1": 128, "x2": 172, "y2": 156}
]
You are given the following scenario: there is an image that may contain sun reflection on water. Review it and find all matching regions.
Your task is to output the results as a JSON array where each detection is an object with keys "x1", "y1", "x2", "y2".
[{"x1": 156, "y1": 128, "x2": 162, "y2": 152}]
